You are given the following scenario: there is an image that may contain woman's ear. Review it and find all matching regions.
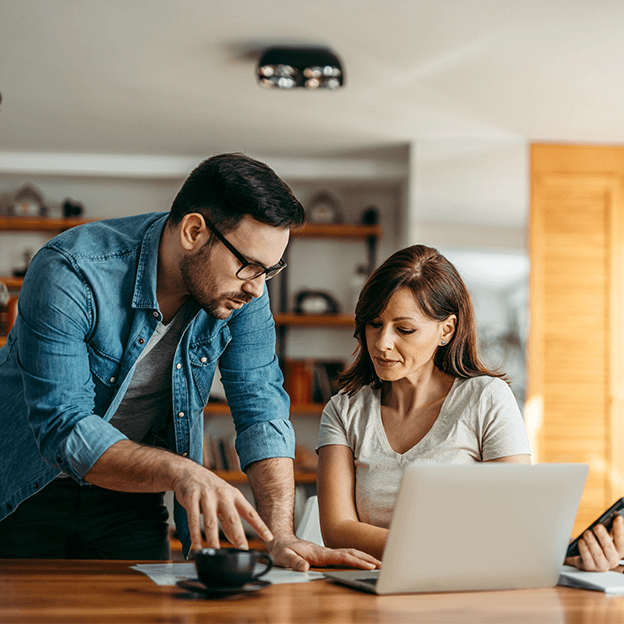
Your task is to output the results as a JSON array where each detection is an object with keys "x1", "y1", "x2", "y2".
[
  {"x1": 179, "y1": 213, "x2": 209, "y2": 251},
  {"x1": 440, "y1": 314, "x2": 457, "y2": 344}
]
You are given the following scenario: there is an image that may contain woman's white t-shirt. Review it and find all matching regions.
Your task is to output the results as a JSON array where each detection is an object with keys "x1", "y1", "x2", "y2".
[{"x1": 316, "y1": 376, "x2": 531, "y2": 529}]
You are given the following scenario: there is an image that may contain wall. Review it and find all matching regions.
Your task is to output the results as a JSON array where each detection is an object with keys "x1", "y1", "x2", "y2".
[
  {"x1": 0, "y1": 173, "x2": 184, "y2": 275},
  {"x1": 405, "y1": 138, "x2": 530, "y2": 405}
]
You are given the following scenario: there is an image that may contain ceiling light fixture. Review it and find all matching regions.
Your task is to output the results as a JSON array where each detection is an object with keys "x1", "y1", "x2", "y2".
[{"x1": 257, "y1": 46, "x2": 344, "y2": 90}]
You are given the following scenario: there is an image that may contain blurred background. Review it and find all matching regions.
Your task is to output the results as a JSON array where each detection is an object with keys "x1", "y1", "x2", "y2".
[{"x1": 2, "y1": 0, "x2": 623, "y2": 536}]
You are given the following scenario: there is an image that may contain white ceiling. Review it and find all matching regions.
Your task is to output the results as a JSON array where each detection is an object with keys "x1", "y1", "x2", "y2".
[{"x1": 2, "y1": 0, "x2": 624, "y2": 160}]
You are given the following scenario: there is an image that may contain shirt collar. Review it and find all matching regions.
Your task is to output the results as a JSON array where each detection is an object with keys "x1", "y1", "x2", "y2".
[{"x1": 132, "y1": 213, "x2": 169, "y2": 311}]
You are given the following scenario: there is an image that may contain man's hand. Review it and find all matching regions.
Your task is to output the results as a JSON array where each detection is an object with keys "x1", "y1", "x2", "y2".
[
  {"x1": 266, "y1": 534, "x2": 381, "y2": 572},
  {"x1": 244, "y1": 458, "x2": 379, "y2": 570},
  {"x1": 565, "y1": 514, "x2": 624, "y2": 572},
  {"x1": 172, "y1": 462, "x2": 273, "y2": 553},
  {"x1": 85, "y1": 440, "x2": 273, "y2": 554}
]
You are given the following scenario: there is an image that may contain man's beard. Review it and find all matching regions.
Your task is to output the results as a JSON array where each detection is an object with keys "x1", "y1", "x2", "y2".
[{"x1": 180, "y1": 248, "x2": 251, "y2": 319}]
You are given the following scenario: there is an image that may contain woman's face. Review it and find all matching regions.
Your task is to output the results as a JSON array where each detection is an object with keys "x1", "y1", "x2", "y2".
[{"x1": 365, "y1": 287, "x2": 455, "y2": 383}]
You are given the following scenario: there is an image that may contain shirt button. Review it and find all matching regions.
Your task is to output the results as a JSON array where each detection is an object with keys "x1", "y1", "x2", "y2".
[
  {"x1": 176, "y1": 363, "x2": 182, "y2": 369},
  {"x1": 138, "y1": 338, "x2": 145, "y2": 345},
  {"x1": 153, "y1": 311, "x2": 159, "y2": 318},
  {"x1": 181, "y1": 452, "x2": 188, "y2": 458},
  {"x1": 110, "y1": 377, "x2": 116, "y2": 384},
  {"x1": 200, "y1": 357, "x2": 207, "y2": 363},
  {"x1": 178, "y1": 412, "x2": 185, "y2": 418}
]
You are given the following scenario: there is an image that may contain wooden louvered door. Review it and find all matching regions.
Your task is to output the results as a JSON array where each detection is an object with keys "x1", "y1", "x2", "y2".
[{"x1": 530, "y1": 145, "x2": 624, "y2": 536}]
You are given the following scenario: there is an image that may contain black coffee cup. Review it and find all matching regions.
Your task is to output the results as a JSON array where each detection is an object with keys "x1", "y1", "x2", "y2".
[{"x1": 195, "y1": 548, "x2": 273, "y2": 587}]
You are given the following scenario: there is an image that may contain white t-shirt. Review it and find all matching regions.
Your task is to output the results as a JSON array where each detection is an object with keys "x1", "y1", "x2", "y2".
[{"x1": 316, "y1": 376, "x2": 531, "y2": 529}]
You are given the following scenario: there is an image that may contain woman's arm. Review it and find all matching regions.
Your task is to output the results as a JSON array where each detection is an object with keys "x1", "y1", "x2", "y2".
[
  {"x1": 486, "y1": 454, "x2": 531, "y2": 463},
  {"x1": 317, "y1": 444, "x2": 386, "y2": 562}
]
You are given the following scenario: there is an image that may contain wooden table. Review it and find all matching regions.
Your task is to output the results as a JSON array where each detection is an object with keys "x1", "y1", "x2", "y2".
[{"x1": 1, "y1": 559, "x2": 623, "y2": 624}]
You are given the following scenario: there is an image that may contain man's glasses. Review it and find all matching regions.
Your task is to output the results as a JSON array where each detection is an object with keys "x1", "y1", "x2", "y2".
[{"x1": 203, "y1": 216, "x2": 286, "y2": 281}]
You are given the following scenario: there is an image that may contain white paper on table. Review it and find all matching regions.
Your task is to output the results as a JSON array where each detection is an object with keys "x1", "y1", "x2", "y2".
[
  {"x1": 559, "y1": 565, "x2": 624, "y2": 594},
  {"x1": 131, "y1": 562, "x2": 324, "y2": 586}
]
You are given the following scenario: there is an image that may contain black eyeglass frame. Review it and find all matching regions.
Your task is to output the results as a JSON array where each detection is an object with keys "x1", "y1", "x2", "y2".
[{"x1": 202, "y1": 216, "x2": 286, "y2": 281}]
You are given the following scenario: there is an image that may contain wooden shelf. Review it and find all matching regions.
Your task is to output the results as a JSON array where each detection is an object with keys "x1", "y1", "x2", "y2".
[
  {"x1": 0, "y1": 276, "x2": 24, "y2": 290},
  {"x1": 0, "y1": 337, "x2": 6, "y2": 348},
  {"x1": 0, "y1": 218, "x2": 380, "y2": 237},
  {"x1": 294, "y1": 223, "x2": 382, "y2": 238},
  {"x1": 0, "y1": 216, "x2": 93, "y2": 232},
  {"x1": 274, "y1": 313, "x2": 354, "y2": 327},
  {"x1": 289, "y1": 403, "x2": 325, "y2": 414},
  {"x1": 213, "y1": 470, "x2": 316, "y2": 485},
  {"x1": 204, "y1": 402, "x2": 324, "y2": 415}
]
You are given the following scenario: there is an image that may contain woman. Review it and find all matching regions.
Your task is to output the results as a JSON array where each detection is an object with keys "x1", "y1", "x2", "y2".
[{"x1": 316, "y1": 245, "x2": 623, "y2": 571}]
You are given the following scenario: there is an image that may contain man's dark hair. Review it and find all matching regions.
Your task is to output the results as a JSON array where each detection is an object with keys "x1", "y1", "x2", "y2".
[{"x1": 168, "y1": 153, "x2": 305, "y2": 236}]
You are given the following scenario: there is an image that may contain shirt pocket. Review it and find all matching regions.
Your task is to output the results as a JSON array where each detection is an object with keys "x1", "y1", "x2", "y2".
[
  {"x1": 189, "y1": 327, "x2": 231, "y2": 404},
  {"x1": 87, "y1": 343, "x2": 122, "y2": 414}
]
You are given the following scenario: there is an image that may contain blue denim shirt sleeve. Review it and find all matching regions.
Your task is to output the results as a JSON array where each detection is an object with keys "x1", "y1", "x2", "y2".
[
  {"x1": 218, "y1": 288, "x2": 294, "y2": 471},
  {"x1": 15, "y1": 247, "x2": 128, "y2": 481}
]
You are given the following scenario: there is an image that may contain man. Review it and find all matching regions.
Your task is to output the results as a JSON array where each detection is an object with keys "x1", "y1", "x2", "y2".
[{"x1": 0, "y1": 153, "x2": 378, "y2": 571}]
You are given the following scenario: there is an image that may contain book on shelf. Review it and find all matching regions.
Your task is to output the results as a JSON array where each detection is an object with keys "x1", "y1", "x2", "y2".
[
  {"x1": 202, "y1": 433, "x2": 240, "y2": 472},
  {"x1": 312, "y1": 360, "x2": 345, "y2": 404},
  {"x1": 282, "y1": 358, "x2": 345, "y2": 406},
  {"x1": 203, "y1": 432, "x2": 317, "y2": 477}
]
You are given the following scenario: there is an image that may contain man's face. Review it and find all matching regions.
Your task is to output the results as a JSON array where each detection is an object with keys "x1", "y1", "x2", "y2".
[{"x1": 180, "y1": 215, "x2": 289, "y2": 319}]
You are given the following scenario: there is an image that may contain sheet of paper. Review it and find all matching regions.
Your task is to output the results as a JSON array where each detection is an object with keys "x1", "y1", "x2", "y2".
[
  {"x1": 131, "y1": 562, "x2": 324, "y2": 586},
  {"x1": 559, "y1": 565, "x2": 624, "y2": 594}
]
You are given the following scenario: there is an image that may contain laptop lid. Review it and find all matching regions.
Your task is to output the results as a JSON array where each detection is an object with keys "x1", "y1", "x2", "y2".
[{"x1": 326, "y1": 463, "x2": 587, "y2": 595}]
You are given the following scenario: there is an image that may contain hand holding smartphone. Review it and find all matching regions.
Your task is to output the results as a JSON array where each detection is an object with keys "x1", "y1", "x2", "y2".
[{"x1": 566, "y1": 497, "x2": 624, "y2": 558}]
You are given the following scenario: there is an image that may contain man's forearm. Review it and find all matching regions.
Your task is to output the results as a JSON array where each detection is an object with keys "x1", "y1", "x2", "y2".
[
  {"x1": 85, "y1": 439, "x2": 273, "y2": 551},
  {"x1": 84, "y1": 439, "x2": 186, "y2": 492},
  {"x1": 246, "y1": 457, "x2": 296, "y2": 537}
]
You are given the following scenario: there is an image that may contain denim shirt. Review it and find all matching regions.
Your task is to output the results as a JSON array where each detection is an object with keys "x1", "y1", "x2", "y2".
[{"x1": 0, "y1": 212, "x2": 294, "y2": 556}]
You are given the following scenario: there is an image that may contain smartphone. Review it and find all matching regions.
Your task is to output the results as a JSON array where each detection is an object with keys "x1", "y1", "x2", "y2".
[{"x1": 566, "y1": 497, "x2": 624, "y2": 558}]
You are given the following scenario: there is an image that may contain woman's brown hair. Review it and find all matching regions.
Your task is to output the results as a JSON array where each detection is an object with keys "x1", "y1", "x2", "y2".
[{"x1": 339, "y1": 244, "x2": 505, "y2": 396}]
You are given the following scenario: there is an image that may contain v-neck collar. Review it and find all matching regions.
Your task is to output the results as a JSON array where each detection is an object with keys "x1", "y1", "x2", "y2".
[{"x1": 373, "y1": 378, "x2": 458, "y2": 458}]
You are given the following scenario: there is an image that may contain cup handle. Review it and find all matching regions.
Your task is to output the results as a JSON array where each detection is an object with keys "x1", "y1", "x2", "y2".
[{"x1": 252, "y1": 554, "x2": 273, "y2": 579}]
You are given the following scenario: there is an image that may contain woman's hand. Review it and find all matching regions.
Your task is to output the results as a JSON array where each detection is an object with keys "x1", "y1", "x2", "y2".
[{"x1": 564, "y1": 514, "x2": 624, "y2": 572}]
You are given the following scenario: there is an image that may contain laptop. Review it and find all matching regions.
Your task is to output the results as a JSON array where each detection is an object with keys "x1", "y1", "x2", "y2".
[{"x1": 324, "y1": 462, "x2": 588, "y2": 594}]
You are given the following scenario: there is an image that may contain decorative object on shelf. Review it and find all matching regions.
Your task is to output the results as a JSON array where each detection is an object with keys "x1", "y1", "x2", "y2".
[
  {"x1": 0, "y1": 183, "x2": 48, "y2": 217},
  {"x1": 12, "y1": 249, "x2": 34, "y2": 278},
  {"x1": 282, "y1": 358, "x2": 345, "y2": 406},
  {"x1": 307, "y1": 190, "x2": 343, "y2": 224},
  {"x1": 0, "y1": 281, "x2": 9, "y2": 336},
  {"x1": 283, "y1": 359, "x2": 314, "y2": 405},
  {"x1": 62, "y1": 198, "x2": 84, "y2": 218},
  {"x1": 349, "y1": 264, "x2": 369, "y2": 312},
  {"x1": 257, "y1": 45, "x2": 344, "y2": 90},
  {"x1": 361, "y1": 205, "x2": 380, "y2": 225},
  {"x1": 294, "y1": 289, "x2": 340, "y2": 315}
]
